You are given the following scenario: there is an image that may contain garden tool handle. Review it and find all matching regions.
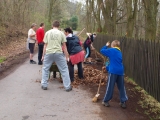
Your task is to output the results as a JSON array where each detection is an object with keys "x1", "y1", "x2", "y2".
[
  {"x1": 77, "y1": 28, "x2": 85, "y2": 37},
  {"x1": 94, "y1": 49, "x2": 98, "y2": 58},
  {"x1": 97, "y1": 71, "x2": 103, "y2": 94}
]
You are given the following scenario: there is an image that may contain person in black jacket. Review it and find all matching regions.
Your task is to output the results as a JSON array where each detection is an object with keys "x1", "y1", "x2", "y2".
[{"x1": 64, "y1": 28, "x2": 84, "y2": 82}]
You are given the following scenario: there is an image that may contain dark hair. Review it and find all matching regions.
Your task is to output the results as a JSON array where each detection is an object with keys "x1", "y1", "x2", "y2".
[
  {"x1": 52, "y1": 20, "x2": 60, "y2": 27},
  {"x1": 64, "y1": 27, "x2": 73, "y2": 34},
  {"x1": 40, "y1": 23, "x2": 44, "y2": 27}
]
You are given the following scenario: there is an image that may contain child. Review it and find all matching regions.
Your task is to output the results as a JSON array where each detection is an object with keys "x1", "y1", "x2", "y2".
[
  {"x1": 83, "y1": 33, "x2": 96, "y2": 64},
  {"x1": 100, "y1": 40, "x2": 128, "y2": 108}
]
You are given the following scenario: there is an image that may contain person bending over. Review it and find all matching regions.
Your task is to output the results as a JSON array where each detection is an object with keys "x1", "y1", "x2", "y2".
[
  {"x1": 83, "y1": 33, "x2": 96, "y2": 64},
  {"x1": 64, "y1": 27, "x2": 84, "y2": 82}
]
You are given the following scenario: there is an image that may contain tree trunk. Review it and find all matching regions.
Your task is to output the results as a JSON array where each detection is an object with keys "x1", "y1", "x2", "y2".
[
  {"x1": 111, "y1": 0, "x2": 117, "y2": 35},
  {"x1": 101, "y1": 0, "x2": 117, "y2": 35},
  {"x1": 125, "y1": 0, "x2": 138, "y2": 38},
  {"x1": 91, "y1": 0, "x2": 102, "y2": 32},
  {"x1": 48, "y1": 0, "x2": 54, "y2": 23},
  {"x1": 142, "y1": 0, "x2": 159, "y2": 40}
]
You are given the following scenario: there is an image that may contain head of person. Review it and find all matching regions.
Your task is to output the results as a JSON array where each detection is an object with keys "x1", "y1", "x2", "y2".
[
  {"x1": 31, "y1": 23, "x2": 37, "y2": 31},
  {"x1": 40, "y1": 23, "x2": 45, "y2": 28},
  {"x1": 52, "y1": 20, "x2": 60, "y2": 28},
  {"x1": 93, "y1": 33, "x2": 97, "y2": 38},
  {"x1": 111, "y1": 40, "x2": 120, "y2": 48},
  {"x1": 64, "y1": 27, "x2": 73, "y2": 36}
]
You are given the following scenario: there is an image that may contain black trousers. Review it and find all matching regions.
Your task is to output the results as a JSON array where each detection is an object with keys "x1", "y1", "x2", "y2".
[
  {"x1": 68, "y1": 61, "x2": 83, "y2": 82},
  {"x1": 38, "y1": 43, "x2": 44, "y2": 63}
]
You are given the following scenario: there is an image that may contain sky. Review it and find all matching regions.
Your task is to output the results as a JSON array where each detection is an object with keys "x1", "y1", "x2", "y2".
[{"x1": 69, "y1": 0, "x2": 85, "y2": 4}]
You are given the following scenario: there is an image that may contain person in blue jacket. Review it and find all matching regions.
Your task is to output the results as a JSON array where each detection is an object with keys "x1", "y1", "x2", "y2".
[{"x1": 100, "y1": 40, "x2": 128, "y2": 108}]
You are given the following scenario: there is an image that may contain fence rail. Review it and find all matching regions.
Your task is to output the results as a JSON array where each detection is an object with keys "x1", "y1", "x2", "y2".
[{"x1": 93, "y1": 34, "x2": 160, "y2": 102}]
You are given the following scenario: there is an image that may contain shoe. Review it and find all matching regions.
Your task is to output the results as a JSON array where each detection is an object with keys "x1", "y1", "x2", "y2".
[
  {"x1": 66, "y1": 87, "x2": 72, "y2": 92},
  {"x1": 41, "y1": 86, "x2": 47, "y2": 90},
  {"x1": 38, "y1": 62, "x2": 43, "y2": 65},
  {"x1": 102, "y1": 101, "x2": 110, "y2": 107},
  {"x1": 30, "y1": 60, "x2": 36, "y2": 64},
  {"x1": 120, "y1": 102, "x2": 126, "y2": 109}
]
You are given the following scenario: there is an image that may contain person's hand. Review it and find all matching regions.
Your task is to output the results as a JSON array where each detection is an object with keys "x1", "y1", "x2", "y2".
[
  {"x1": 66, "y1": 56, "x2": 69, "y2": 62},
  {"x1": 41, "y1": 56, "x2": 44, "y2": 61},
  {"x1": 91, "y1": 46, "x2": 95, "y2": 50},
  {"x1": 106, "y1": 42, "x2": 110, "y2": 46}
]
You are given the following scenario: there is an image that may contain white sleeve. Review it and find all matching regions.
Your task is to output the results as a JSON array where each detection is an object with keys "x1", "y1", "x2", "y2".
[{"x1": 28, "y1": 29, "x2": 33, "y2": 36}]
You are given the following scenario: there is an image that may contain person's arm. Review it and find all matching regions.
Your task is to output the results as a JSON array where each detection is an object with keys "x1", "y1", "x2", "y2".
[
  {"x1": 62, "y1": 42, "x2": 69, "y2": 61},
  {"x1": 30, "y1": 34, "x2": 36, "y2": 37},
  {"x1": 41, "y1": 32, "x2": 48, "y2": 61},
  {"x1": 41, "y1": 43, "x2": 47, "y2": 61},
  {"x1": 61, "y1": 32, "x2": 69, "y2": 61},
  {"x1": 42, "y1": 29, "x2": 45, "y2": 41},
  {"x1": 86, "y1": 33, "x2": 91, "y2": 38},
  {"x1": 100, "y1": 42, "x2": 111, "y2": 57},
  {"x1": 28, "y1": 29, "x2": 36, "y2": 40},
  {"x1": 29, "y1": 30, "x2": 36, "y2": 37},
  {"x1": 90, "y1": 43, "x2": 95, "y2": 50}
]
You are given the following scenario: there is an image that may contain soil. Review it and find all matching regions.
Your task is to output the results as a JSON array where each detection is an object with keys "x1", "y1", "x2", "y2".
[{"x1": 0, "y1": 38, "x2": 159, "y2": 120}]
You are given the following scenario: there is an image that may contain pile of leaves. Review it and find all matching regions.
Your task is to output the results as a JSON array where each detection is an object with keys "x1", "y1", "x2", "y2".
[{"x1": 72, "y1": 66, "x2": 107, "y2": 88}]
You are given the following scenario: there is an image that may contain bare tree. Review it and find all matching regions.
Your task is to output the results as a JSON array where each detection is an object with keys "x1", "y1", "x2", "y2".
[
  {"x1": 125, "y1": 0, "x2": 138, "y2": 38},
  {"x1": 142, "y1": 0, "x2": 159, "y2": 40}
]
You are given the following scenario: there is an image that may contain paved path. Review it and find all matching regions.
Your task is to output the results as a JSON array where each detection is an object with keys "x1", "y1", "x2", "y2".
[
  {"x1": 0, "y1": 54, "x2": 102, "y2": 120},
  {"x1": 0, "y1": 54, "x2": 146, "y2": 120}
]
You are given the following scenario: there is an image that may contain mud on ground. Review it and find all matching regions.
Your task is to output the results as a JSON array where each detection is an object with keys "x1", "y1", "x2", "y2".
[
  {"x1": 0, "y1": 37, "x2": 35, "y2": 79},
  {"x1": 82, "y1": 51, "x2": 159, "y2": 120}
]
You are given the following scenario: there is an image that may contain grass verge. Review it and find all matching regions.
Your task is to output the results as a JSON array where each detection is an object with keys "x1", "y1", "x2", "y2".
[{"x1": 125, "y1": 77, "x2": 160, "y2": 120}]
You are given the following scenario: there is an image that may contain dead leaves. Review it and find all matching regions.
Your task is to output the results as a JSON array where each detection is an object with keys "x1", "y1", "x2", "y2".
[{"x1": 72, "y1": 66, "x2": 107, "y2": 88}]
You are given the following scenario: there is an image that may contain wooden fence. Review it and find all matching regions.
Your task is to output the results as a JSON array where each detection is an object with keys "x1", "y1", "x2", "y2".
[{"x1": 93, "y1": 34, "x2": 160, "y2": 102}]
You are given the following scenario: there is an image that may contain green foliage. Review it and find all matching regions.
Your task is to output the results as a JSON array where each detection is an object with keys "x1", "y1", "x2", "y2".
[
  {"x1": 61, "y1": 19, "x2": 70, "y2": 29},
  {"x1": 60, "y1": 16, "x2": 78, "y2": 30},
  {"x1": 69, "y1": 16, "x2": 78, "y2": 30},
  {"x1": 0, "y1": 56, "x2": 6, "y2": 63}
]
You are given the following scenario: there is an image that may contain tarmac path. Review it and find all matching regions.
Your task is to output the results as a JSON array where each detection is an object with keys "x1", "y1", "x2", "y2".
[
  {"x1": 0, "y1": 53, "x2": 143, "y2": 120},
  {"x1": 0, "y1": 54, "x2": 103, "y2": 120}
]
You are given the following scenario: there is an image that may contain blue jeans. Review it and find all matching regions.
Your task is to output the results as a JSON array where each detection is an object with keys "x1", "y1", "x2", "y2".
[
  {"x1": 41, "y1": 53, "x2": 71, "y2": 90},
  {"x1": 103, "y1": 73, "x2": 128, "y2": 103}
]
